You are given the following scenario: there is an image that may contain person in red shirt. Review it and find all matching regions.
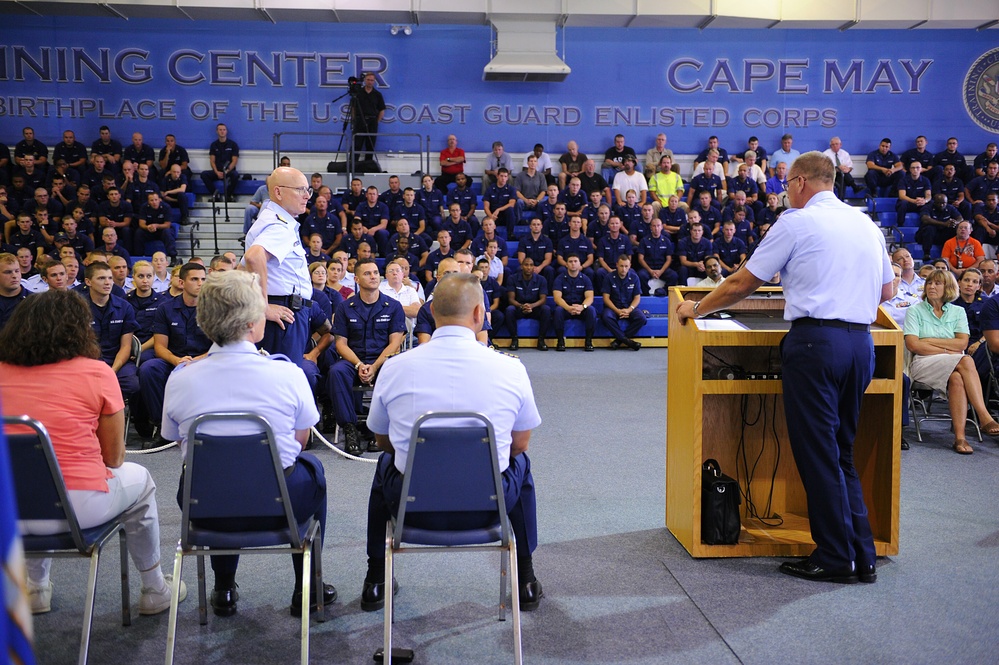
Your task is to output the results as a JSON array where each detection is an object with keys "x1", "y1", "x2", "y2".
[
  {"x1": 434, "y1": 134, "x2": 466, "y2": 193},
  {"x1": 941, "y1": 220, "x2": 984, "y2": 279}
]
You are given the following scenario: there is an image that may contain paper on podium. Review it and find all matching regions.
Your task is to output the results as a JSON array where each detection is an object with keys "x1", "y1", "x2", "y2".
[{"x1": 693, "y1": 318, "x2": 748, "y2": 331}]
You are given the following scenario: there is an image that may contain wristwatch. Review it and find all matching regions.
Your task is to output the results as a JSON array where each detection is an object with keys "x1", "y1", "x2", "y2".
[{"x1": 693, "y1": 301, "x2": 703, "y2": 318}]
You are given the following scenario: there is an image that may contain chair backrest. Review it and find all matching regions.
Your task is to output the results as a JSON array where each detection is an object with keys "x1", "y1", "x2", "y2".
[
  {"x1": 130, "y1": 334, "x2": 142, "y2": 367},
  {"x1": 3, "y1": 415, "x2": 88, "y2": 551},
  {"x1": 395, "y1": 412, "x2": 509, "y2": 543},
  {"x1": 181, "y1": 412, "x2": 301, "y2": 547}
]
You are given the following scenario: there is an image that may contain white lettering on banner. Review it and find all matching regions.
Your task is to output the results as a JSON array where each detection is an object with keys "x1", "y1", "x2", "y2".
[
  {"x1": 482, "y1": 105, "x2": 582, "y2": 126},
  {"x1": 666, "y1": 57, "x2": 933, "y2": 95}
]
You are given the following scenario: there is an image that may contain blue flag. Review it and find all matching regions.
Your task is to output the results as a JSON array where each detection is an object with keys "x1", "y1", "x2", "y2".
[{"x1": 1, "y1": 415, "x2": 36, "y2": 665}]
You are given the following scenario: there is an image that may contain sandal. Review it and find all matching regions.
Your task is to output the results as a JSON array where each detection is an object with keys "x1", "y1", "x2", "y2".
[
  {"x1": 981, "y1": 420, "x2": 999, "y2": 437},
  {"x1": 952, "y1": 439, "x2": 974, "y2": 455}
]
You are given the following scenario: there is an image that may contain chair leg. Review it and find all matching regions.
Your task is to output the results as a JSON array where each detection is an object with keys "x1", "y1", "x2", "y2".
[
  {"x1": 301, "y1": 545, "x2": 311, "y2": 665},
  {"x1": 119, "y1": 529, "x2": 131, "y2": 627},
  {"x1": 499, "y1": 550, "x2": 507, "y2": 622},
  {"x1": 313, "y1": 535, "x2": 325, "y2": 623},
  {"x1": 910, "y1": 391, "x2": 923, "y2": 442},
  {"x1": 197, "y1": 553, "x2": 208, "y2": 626},
  {"x1": 969, "y1": 409, "x2": 983, "y2": 442},
  {"x1": 508, "y1": 536, "x2": 523, "y2": 665},
  {"x1": 78, "y1": 547, "x2": 103, "y2": 665},
  {"x1": 383, "y1": 523, "x2": 394, "y2": 662},
  {"x1": 165, "y1": 542, "x2": 185, "y2": 665}
]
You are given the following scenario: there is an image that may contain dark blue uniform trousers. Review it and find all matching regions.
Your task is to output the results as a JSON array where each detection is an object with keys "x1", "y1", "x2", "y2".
[
  {"x1": 176, "y1": 453, "x2": 328, "y2": 581},
  {"x1": 328, "y1": 359, "x2": 365, "y2": 426},
  {"x1": 261, "y1": 312, "x2": 310, "y2": 369},
  {"x1": 600, "y1": 307, "x2": 647, "y2": 342},
  {"x1": 781, "y1": 323, "x2": 876, "y2": 572},
  {"x1": 365, "y1": 451, "x2": 537, "y2": 569},
  {"x1": 553, "y1": 305, "x2": 596, "y2": 338},
  {"x1": 138, "y1": 358, "x2": 173, "y2": 424}
]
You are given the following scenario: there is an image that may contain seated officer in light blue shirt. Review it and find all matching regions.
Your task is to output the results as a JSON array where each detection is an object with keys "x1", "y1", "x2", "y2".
[{"x1": 362, "y1": 272, "x2": 543, "y2": 613}]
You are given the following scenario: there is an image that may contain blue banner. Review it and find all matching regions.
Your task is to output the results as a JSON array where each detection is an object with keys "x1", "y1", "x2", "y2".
[{"x1": 2, "y1": 17, "x2": 998, "y2": 158}]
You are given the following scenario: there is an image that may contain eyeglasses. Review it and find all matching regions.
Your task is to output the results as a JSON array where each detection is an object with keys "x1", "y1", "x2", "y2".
[
  {"x1": 791, "y1": 175, "x2": 807, "y2": 188},
  {"x1": 280, "y1": 185, "x2": 313, "y2": 197}
]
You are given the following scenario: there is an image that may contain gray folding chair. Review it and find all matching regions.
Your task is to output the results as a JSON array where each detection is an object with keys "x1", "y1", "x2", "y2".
[
  {"x1": 165, "y1": 412, "x2": 323, "y2": 665},
  {"x1": 381, "y1": 411, "x2": 522, "y2": 664}
]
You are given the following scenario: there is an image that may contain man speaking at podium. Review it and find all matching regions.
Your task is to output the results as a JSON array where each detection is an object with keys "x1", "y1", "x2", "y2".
[{"x1": 676, "y1": 152, "x2": 894, "y2": 585}]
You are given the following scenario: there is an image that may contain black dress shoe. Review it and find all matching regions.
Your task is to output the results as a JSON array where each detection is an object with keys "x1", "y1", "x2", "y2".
[
  {"x1": 290, "y1": 583, "x2": 338, "y2": 617},
  {"x1": 343, "y1": 423, "x2": 364, "y2": 456},
  {"x1": 537, "y1": 339, "x2": 548, "y2": 351},
  {"x1": 367, "y1": 439, "x2": 381, "y2": 453},
  {"x1": 509, "y1": 338, "x2": 519, "y2": 351},
  {"x1": 857, "y1": 564, "x2": 877, "y2": 583},
  {"x1": 900, "y1": 436, "x2": 910, "y2": 450},
  {"x1": 778, "y1": 559, "x2": 858, "y2": 584},
  {"x1": 519, "y1": 580, "x2": 543, "y2": 611},
  {"x1": 609, "y1": 340, "x2": 623, "y2": 350},
  {"x1": 556, "y1": 338, "x2": 566, "y2": 352},
  {"x1": 626, "y1": 339, "x2": 642, "y2": 351},
  {"x1": 360, "y1": 578, "x2": 399, "y2": 612},
  {"x1": 210, "y1": 586, "x2": 238, "y2": 617},
  {"x1": 584, "y1": 339, "x2": 594, "y2": 352}
]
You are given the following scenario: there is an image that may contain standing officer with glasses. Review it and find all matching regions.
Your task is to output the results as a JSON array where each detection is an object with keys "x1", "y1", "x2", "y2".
[
  {"x1": 243, "y1": 167, "x2": 315, "y2": 367},
  {"x1": 677, "y1": 152, "x2": 894, "y2": 586}
]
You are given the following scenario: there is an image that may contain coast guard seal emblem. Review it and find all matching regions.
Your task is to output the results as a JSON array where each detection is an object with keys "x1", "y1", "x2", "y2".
[{"x1": 965, "y1": 48, "x2": 999, "y2": 133}]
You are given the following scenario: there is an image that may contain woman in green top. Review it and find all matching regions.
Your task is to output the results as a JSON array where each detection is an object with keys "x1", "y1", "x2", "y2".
[{"x1": 903, "y1": 269, "x2": 999, "y2": 454}]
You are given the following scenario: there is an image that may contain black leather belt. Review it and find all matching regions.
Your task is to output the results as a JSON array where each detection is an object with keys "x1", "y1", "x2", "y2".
[
  {"x1": 792, "y1": 317, "x2": 870, "y2": 332},
  {"x1": 268, "y1": 295, "x2": 313, "y2": 311}
]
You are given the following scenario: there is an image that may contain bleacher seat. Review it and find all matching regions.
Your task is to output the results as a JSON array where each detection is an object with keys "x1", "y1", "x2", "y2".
[
  {"x1": 492, "y1": 295, "x2": 669, "y2": 340},
  {"x1": 868, "y1": 197, "x2": 896, "y2": 214}
]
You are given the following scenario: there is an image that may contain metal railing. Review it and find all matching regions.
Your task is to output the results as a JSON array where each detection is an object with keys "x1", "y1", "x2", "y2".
[{"x1": 272, "y1": 131, "x2": 428, "y2": 181}]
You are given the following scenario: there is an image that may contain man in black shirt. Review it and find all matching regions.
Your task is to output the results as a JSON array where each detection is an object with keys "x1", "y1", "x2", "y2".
[
  {"x1": 201, "y1": 123, "x2": 240, "y2": 202},
  {"x1": 352, "y1": 73, "x2": 386, "y2": 164}
]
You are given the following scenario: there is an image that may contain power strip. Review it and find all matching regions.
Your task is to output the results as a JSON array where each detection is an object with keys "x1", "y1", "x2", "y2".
[{"x1": 746, "y1": 373, "x2": 782, "y2": 380}]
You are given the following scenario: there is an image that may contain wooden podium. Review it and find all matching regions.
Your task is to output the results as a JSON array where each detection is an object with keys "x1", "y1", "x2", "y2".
[{"x1": 666, "y1": 287, "x2": 902, "y2": 558}]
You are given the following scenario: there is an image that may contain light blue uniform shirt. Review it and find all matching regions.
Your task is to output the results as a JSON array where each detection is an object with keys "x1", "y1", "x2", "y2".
[
  {"x1": 161, "y1": 340, "x2": 319, "y2": 469},
  {"x1": 745, "y1": 190, "x2": 893, "y2": 324},
  {"x1": 367, "y1": 326, "x2": 542, "y2": 474},
  {"x1": 883, "y1": 291, "x2": 920, "y2": 328},
  {"x1": 244, "y1": 200, "x2": 313, "y2": 297}
]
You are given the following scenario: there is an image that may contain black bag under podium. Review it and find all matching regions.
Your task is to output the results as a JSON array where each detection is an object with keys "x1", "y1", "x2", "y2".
[{"x1": 701, "y1": 458, "x2": 741, "y2": 545}]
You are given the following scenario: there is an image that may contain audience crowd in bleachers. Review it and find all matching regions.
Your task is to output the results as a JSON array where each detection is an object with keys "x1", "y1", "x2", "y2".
[{"x1": 3, "y1": 123, "x2": 999, "y2": 447}]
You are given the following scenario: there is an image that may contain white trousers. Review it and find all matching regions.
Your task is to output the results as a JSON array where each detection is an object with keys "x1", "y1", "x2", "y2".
[{"x1": 21, "y1": 462, "x2": 161, "y2": 586}]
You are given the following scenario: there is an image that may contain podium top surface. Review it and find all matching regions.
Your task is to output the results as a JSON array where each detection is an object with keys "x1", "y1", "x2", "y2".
[{"x1": 672, "y1": 287, "x2": 900, "y2": 333}]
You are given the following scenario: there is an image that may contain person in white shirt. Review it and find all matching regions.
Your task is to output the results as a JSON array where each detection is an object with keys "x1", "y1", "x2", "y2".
[
  {"x1": 522, "y1": 143, "x2": 554, "y2": 184},
  {"x1": 881, "y1": 262, "x2": 920, "y2": 328},
  {"x1": 151, "y1": 251, "x2": 171, "y2": 293},
  {"x1": 891, "y1": 248, "x2": 924, "y2": 298},
  {"x1": 379, "y1": 259, "x2": 423, "y2": 332},
  {"x1": 823, "y1": 137, "x2": 864, "y2": 198},
  {"x1": 695, "y1": 257, "x2": 726, "y2": 288},
  {"x1": 612, "y1": 154, "x2": 648, "y2": 207}
]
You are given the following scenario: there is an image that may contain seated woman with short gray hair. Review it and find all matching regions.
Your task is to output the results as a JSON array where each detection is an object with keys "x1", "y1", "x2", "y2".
[{"x1": 161, "y1": 270, "x2": 334, "y2": 618}]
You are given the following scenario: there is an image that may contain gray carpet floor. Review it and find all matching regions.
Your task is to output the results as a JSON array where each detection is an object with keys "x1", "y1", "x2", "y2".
[{"x1": 29, "y1": 348, "x2": 999, "y2": 664}]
